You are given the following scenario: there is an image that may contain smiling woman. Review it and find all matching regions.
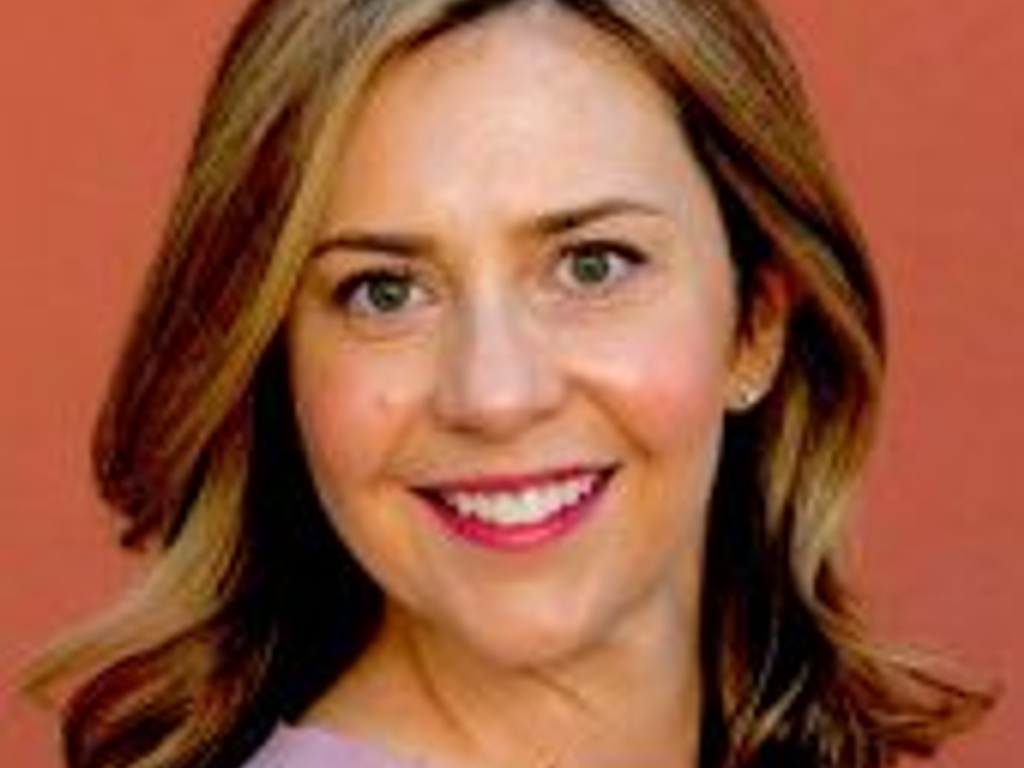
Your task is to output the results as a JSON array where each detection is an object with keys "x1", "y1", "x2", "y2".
[
  {"x1": 26, "y1": 1, "x2": 990, "y2": 768},
  {"x1": 287, "y1": 12, "x2": 743, "y2": 701}
]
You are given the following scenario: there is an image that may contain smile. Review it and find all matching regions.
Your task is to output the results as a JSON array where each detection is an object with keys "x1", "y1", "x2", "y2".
[{"x1": 415, "y1": 466, "x2": 615, "y2": 550}]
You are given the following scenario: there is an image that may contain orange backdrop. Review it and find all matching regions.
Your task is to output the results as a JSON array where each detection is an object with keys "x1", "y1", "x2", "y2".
[{"x1": 2, "y1": 1, "x2": 1020, "y2": 765}]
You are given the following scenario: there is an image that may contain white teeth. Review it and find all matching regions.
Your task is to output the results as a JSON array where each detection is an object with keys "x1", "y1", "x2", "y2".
[{"x1": 440, "y1": 473, "x2": 600, "y2": 526}]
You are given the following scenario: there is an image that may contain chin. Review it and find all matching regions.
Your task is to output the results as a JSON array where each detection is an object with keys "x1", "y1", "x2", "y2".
[{"x1": 448, "y1": 604, "x2": 613, "y2": 672}]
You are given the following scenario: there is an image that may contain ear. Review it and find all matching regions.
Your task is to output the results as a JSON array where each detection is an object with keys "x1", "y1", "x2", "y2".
[{"x1": 725, "y1": 268, "x2": 790, "y2": 413}]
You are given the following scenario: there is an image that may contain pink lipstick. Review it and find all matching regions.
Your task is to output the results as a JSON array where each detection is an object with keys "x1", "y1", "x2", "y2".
[{"x1": 415, "y1": 465, "x2": 615, "y2": 551}]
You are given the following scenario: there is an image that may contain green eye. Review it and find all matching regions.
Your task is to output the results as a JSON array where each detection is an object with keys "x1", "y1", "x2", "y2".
[
  {"x1": 334, "y1": 270, "x2": 422, "y2": 317},
  {"x1": 570, "y1": 250, "x2": 613, "y2": 285},
  {"x1": 363, "y1": 275, "x2": 412, "y2": 312},
  {"x1": 557, "y1": 241, "x2": 645, "y2": 292}
]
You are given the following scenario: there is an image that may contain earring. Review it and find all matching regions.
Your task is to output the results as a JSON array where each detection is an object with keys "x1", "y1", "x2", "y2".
[{"x1": 732, "y1": 384, "x2": 760, "y2": 411}]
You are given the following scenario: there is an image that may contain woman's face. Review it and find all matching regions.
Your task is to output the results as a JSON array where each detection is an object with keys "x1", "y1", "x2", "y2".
[{"x1": 287, "y1": 6, "x2": 778, "y2": 670}]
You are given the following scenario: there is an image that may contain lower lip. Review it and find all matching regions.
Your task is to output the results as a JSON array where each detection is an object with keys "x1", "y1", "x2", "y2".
[{"x1": 420, "y1": 471, "x2": 613, "y2": 552}]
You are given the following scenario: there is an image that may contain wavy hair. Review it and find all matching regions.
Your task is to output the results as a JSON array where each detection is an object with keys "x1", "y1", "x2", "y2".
[{"x1": 27, "y1": 1, "x2": 991, "y2": 766}]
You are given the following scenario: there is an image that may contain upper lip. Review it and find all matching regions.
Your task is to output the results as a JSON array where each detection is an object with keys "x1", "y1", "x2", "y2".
[{"x1": 414, "y1": 464, "x2": 617, "y2": 496}]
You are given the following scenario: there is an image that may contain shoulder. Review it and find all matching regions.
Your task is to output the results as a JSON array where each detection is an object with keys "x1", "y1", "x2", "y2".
[{"x1": 239, "y1": 724, "x2": 427, "y2": 768}]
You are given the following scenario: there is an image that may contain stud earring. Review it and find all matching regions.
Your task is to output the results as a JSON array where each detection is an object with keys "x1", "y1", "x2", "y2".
[{"x1": 733, "y1": 384, "x2": 760, "y2": 410}]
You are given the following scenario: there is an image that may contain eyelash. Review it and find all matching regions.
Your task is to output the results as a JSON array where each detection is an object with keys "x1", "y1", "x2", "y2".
[
  {"x1": 554, "y1": 240, "x2": 648, "y2": 293},
  {"x1": 330, "y1": 267, "x2": 427, "y2": 318},
  {"x1": 327, "y1": 240, "x2": 648, "y2": 318}
]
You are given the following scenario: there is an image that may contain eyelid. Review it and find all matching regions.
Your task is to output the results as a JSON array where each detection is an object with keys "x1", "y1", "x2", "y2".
[
  {"x1": 561, "y1": 236, "x2": 647, "y2": 260},
  {"x1": 330, "y1": 266, "x2": 430, "y2": 318},
  {"x1": 556, "y1": 238, "x2": 648, "y2": 280}
]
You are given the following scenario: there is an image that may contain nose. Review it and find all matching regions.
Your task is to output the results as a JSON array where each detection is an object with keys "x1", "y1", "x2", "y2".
[{"x1": 432, "y1": 294, "x2": 566, "y2": 439}]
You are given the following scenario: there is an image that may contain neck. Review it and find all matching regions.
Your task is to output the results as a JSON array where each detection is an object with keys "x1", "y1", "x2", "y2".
[{"x1": 309, "y1": 601, "x2": 701, "y2": 768}]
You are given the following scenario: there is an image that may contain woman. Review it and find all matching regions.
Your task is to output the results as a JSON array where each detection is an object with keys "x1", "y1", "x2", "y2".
[{"x1": 29, "y1": 0, "x2": 990, "y2": 766}]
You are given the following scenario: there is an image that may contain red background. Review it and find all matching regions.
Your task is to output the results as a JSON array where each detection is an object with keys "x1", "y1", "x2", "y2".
[{"x1": 2, "y1": 1, "x2": 1020, "y2": 765}]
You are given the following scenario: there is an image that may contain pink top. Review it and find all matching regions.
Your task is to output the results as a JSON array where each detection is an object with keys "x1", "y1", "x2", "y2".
[{"x1": 240, "y1": 725, "x2": 430, "y2": 768}]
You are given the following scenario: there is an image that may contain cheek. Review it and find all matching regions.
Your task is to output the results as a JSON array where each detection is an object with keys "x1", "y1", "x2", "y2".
[
  {"x1": 630, "y1": 365, "x2": 721, "y2": 454},
  {"x1": 570, "y1": 298, "x2": 736, "y2": 455},
  {"x1": 288, "y1": 338, "x2": 425, "y2": 507},
  {"x1": 295, "y1": 372, "x2": 379, "y2": 486}
]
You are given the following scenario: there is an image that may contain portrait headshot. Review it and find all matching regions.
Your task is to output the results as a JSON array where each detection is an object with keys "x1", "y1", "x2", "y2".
[{"x1": 1, "y1": 1, "x2": 1020, "y2": 767}]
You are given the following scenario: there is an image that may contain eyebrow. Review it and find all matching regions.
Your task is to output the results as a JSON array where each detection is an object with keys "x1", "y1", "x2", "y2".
[
  {"x1": 309, "y1": 198, "x2": 666, "y2": 260},
  {"x1": 310, "y1": 231, "x2": 430, "y2": 260},
  {"x1": 530, "y1": 198, "x2": 666, "y2": 236}
]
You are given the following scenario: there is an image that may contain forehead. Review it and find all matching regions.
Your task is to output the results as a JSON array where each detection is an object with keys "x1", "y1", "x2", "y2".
[
  {"x1": 385, "y1": 3, "x2": 671, "y2": 106},
  {"x1": 321, "y1": 2, "x2": 710, "y2": 232}
]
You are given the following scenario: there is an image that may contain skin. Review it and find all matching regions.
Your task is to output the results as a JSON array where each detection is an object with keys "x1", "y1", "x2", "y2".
[{"x1": 286, "y1": 5, "x2": 786, "y2": 768}]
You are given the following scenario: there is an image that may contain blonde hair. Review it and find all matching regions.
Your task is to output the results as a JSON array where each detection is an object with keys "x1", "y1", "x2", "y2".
[{"x1": 28, "y1": 1, "x2": 991, "y2": 766}]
